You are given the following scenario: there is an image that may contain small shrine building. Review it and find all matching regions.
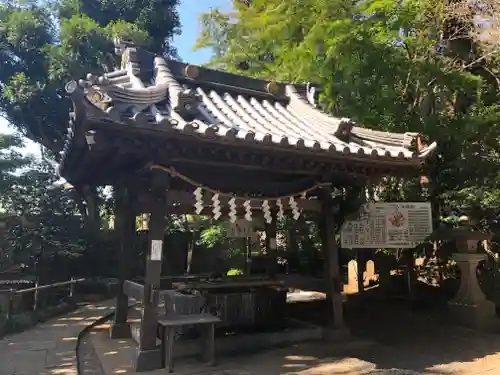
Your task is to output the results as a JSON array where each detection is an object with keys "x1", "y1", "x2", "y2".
[{"x1": 59, "y1": 41, "x2": 436, "y2": 371}]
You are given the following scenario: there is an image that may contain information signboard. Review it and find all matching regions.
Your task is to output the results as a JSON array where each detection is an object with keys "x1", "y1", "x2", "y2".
[{"x1": 340, "y1": 202, "x2": 433, "y2": 249}]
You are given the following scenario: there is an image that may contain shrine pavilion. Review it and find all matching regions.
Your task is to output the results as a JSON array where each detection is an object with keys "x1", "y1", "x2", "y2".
[{"x1": 59, "y1": 41, "x2": 436, "y2": 372}]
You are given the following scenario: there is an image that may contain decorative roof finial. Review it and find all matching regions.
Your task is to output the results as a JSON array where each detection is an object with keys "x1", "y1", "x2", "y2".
[
  {"x1": 306, "y1": 82, "x2": 320, "y2": 108},
  {"x1": 113, "y1": 37, "x2": 137, "y2": 56},
  {"x1": 113, "y1": 37, "x2": 124, "y2": 56}
]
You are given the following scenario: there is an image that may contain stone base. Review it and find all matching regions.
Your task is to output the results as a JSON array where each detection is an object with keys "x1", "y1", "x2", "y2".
[
  {"x1": 135, "y1": 347, "x2": 163, "y2": 372},
  {"x1": 449, "y1": 299, "x2": 500, "y2": 332},
  {"x1": 322, "y1": 326, "x2": 351, "y2": 342},
  {"x1": 109, "y1": 323, "x2": 131, "y2": 339}
]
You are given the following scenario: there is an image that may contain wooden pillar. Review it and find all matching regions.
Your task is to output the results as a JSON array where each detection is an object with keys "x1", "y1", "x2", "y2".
[
  {"x1": 265, "y1": 210, "x2": 278, "y2": 277},
  {"x1": 135, "y1": 172, "x2": 169, "y2": 372},
  {"x1": 319, "y1": 187, "x2": 346, "y2": 334},
  {"x1": 110, "y1": 186, "x2": 135, "y2": 339}
]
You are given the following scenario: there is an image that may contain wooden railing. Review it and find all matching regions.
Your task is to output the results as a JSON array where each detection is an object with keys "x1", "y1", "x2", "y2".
[
  {"x1": 123, "y1": 280, "x2": 144, "y2": 301},
  {"x1": 0, "y1": 277, "x2": 85, "y2": 323}
]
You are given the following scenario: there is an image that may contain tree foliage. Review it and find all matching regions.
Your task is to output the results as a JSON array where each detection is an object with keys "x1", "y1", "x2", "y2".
[
  {"x1": 0, "y1": 134, "x2": 29, "y2": 195},
  {"x1": 0, "y1": 0, "x2": 181, "y2": 278},
  {"x1": 196, "y1": 0, "x2": 500, "y2": 229},
  {"x1": 0, "y1": 0, "x2": 180, "y2": 153},
  {"x1": 0, "y1": 0, "x2": 181, "y2": 248},
  {"x1": 1, "y1": 159, "x2": 85, "y2": 279}
]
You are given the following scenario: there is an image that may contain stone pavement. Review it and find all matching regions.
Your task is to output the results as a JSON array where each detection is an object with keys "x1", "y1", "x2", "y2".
[
  {"x1": 0, "y1": 299, "x2": 115, "y2": 375},
  {"x1": 4, "y1": 296, "x2": 500, "y2": 375}
]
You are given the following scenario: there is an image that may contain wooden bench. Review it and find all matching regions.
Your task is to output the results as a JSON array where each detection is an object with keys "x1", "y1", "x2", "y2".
[{"x1": 157, "y1": 313, "x2": 221, "y2": 373}]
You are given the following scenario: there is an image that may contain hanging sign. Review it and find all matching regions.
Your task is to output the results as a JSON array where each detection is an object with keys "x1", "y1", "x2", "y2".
[
  {"x1": 150, "y1": 240, "x2": 163, "y2": 260},
  {"x1": 340, "y1": 202, "x2": 433, "y2": 249},
  {"x1": 227, "y1": 219, "x2": 253, "y2": 238}
]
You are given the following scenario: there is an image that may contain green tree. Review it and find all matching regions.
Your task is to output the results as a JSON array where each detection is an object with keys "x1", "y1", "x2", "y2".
[
  {"x1": 56, "y1": 0, "x2": 181, "y2": 56},
  {"x1": 0, "y1": 0, "x2": 181, "y2": 245},
  {"x1": 196, "y1": 0, "x2": 500, "y2": 229},
  {"x1": 1, "y1": 159, "x2": 85, "y2": 281},
  {"x1": 0, "y1": 134, "x2": 29, "y2": 195},
  {"x1": 0, "y1": 133, "x2": 30, "y2": 269}
]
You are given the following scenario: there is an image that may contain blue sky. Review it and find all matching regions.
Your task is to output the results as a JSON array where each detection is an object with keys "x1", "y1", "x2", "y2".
[
  {"x1": 175, "y1": 0, "x2": 232, "y2": 65},
  {"x1": 0, "y1": 0, "x2": 233, "y2": 156}
]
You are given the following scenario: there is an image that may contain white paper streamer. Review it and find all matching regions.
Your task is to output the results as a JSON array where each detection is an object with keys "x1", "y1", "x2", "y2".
[
  {"x1": 276, "y1": 199, "x2": 285, "y2": 220},
  {"x1": 228, "y1": 197, "x2": 237, "y2": 223},
  {"x1": 194, "y1": 187, "x2": 204, "y2": 214},
  {"x1": 212, "y1": 193, "x2": 221, "y2": 220},
  {"x1": 289, "y1": 196, "x2": 300, "y2": 220},
  {"x1": 243, "y1": 200, "x2": 252, "y2": 221},
  {"x1": 262, "y1": 200, "x2": 272, "y2": 224}
]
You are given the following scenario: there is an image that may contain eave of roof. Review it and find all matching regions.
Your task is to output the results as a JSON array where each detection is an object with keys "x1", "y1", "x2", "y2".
[{"x1": 58, "y1": 44, "x2": 437, "y2": 179}]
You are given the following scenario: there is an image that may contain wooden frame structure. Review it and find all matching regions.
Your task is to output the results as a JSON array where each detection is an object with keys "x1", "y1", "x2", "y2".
[{"x1": 58, "y1": 40, "x2": 436, "y2": 371}]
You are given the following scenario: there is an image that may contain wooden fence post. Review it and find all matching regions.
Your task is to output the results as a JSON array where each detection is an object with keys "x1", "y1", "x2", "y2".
[
  {"x1": 33, "y1": 281, "x2": 39, "y2": 311},
  {"x1": 7, "y1": 288, "x2": 14, "y2": 327},
  {"x1": 69, "y1": 277, "x2": 75, "y2": 298}
]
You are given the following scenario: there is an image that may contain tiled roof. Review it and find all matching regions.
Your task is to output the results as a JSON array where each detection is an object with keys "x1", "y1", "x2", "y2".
[{"x1": 60, "y1": 44, "x2": 436, "y2": 170}]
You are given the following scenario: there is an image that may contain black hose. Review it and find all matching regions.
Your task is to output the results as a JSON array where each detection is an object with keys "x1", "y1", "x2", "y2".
[{"x1": 76, "y1": 301, "x2": 140, "y2": 375}]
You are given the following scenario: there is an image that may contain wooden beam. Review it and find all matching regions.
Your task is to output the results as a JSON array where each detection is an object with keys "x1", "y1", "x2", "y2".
[
  {"x1": 101, "y1": 127, "x2": 397, "y2": 180},
  {"x1": 165, "y1": 163, "x2": 319, "y2": 193},
  {"x1": 136, "y1": 190, "x2": 322, "y2": 214},
  {"x1": 123, "y1": 280, "x2": 145, "y2": 300},
  {"x1": 171, "y1": 279, "x2": 284, "y2": 290},
  {"x1": 169, "y1": 156, "x2": 320, "y2": 176}
]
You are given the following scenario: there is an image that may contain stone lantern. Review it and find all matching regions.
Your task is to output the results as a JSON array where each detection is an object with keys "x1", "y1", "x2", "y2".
[{"x1": 429, "y1": 216, "x2": 496, "y2": 331}]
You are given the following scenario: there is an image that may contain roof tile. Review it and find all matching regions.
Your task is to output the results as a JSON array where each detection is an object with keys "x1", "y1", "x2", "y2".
[{"x1": 60, "y1": 46, "x2": 437, "y2": 174}]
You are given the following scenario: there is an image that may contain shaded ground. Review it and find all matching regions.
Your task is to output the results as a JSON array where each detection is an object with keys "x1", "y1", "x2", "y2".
[
  {"x1": 345, "y1": 302, "x2": 500, "y2": 374},
  {"x1": 4, "y1": 289, "x2": 500, "y2": 375},
  {"x1": 88, "y1": 321, "x2": 500, "y2": 375},
  {"x1": 0, "y1": 299, "x2": 114, "y2": 375},
  {"x1": 287, "y1": 290, "x2": 500, "y2": 374},
  {"x1": 85, "y1": 293, "x2": 500, "y2": 375}
]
